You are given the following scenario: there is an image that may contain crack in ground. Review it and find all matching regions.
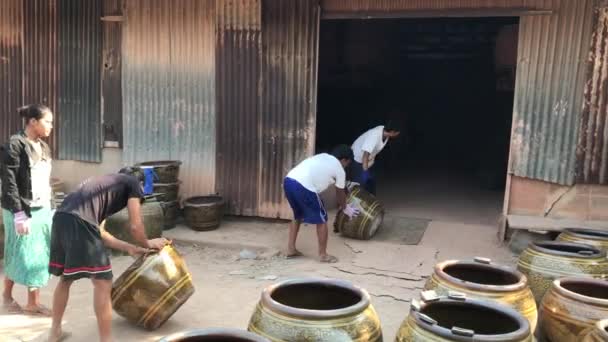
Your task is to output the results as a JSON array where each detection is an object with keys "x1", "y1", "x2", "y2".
[
  {"x1": 343, "y1": 242, "x2": 363, "y2": 254},
  {"x1": 370, "y1": 293, "x2": 410, "y2": 303},
  {"x1": 345, "y1": 264, "x2": 428, "y2": 279},
  {"x1": 332, "y1": 266, "x2": 423, "y2": 282}
]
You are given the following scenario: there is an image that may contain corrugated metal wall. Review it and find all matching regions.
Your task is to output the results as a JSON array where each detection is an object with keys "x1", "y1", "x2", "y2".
[
  {"x1": 577, "y1": 2, "x2": 608, "y2": 185},
  {"x1": 259, "y1": 0, "x2": 320, "y2": 218},
  {"x1": 57, "y1": 0, "x2": 102, "y2": 162},
  {"x1": 510, "y1": 0, "x2": 595, "y2": 185},
  {"x1": 0, "y1": 0, "x2": 23, "y2": 145},
  {"x1": 123, "y1": 0, "x2": 217, "y2": 199},
  {"x1": 23, "y1": 0, "x2": 58, "y2": 155},
  {"x1": 321, "y1": 0, "x2": 554, "y2": 14},
  {"x1": 216, "y1": 0, "x2": 262, "y2": 216}
]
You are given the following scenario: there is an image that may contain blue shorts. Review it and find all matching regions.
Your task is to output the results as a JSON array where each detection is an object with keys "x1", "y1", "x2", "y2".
[{"x1": 283, "y1": 177, "x2": 328, "y2": 224}]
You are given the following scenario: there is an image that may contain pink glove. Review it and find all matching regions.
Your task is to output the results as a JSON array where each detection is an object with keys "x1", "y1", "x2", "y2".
[
  {"x1": 14, "y1": 211, "x2": 31, "y2": 236},
  {"x1": 343, "y1": 204, "x2": 361, "y2": 219}
]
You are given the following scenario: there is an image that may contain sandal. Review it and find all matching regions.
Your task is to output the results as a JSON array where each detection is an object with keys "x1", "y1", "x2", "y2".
[
  {"x1": 23, "y1": 304, "x2": 52, "y2": 317},
  {"x1": 319, "y1": 255, "x2": 338, "y2": 263},
  {"x1": 3, "y1": 299, "x2": 23, "y2": 314},
  {"x1": 49, "y1": 330, "x2": 72, "y2": 342},
  {"x1": 285, "y1": 250, "x2": 303, "y2": 259}
]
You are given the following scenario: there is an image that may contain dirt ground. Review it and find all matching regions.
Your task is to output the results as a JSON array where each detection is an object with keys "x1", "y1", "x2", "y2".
[{"x1": 0, "y1": 212, "x2": 515, "y2": 342}]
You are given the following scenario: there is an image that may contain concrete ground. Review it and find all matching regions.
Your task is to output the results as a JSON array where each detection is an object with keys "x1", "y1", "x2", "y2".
[{"x1": 0, "y1": 210, "x2": 515, "y2": 342}]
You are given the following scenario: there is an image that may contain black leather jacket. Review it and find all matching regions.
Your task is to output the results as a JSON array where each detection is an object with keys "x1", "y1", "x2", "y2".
[{"x1": 0, "y1": 131, "x2": 51, "y2": 217}]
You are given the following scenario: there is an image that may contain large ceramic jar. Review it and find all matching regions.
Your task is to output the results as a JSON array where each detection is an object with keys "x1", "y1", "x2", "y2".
[
  {"x1": 158, "y1": 328, "x2": 270, "y2": 342},
  {"x1": 557, "y1": 228, "x2": 608, "y2": 253},
  {"x1": 183, "y1": 195, "x2": 225, "y2": 231},
  {"x1": 539, "y1": 278, "x2": 608, "y2": 342},
  {"x1": 334, "y1": 185, "x2": 384, "y2": 240},
  {"x1": 135, "y1": 160, "x2": 182, "y2": 183},
  {"x1": 105, "y1": 196, "x2": 164, "y2": 254},
  {"x1": 424, "y1": 257, "x2": 537, "y2": 331},
  {"x1": 579, "y1": 319, "x2": 608, "y2": 342},
  {"x1": 516, "y1": 241, "x2": 608, "y2": 303},
  {"x1": 111, "y1": 244, "x2": 195, "y2": 330},
  {"x1": 248, "y1": 278, "x2": 382, "y2": 341},
  {"x1": 154, "y1": 181, "x2": 181, "y2": 202},
  {"x1": 395, "y1": 293, "x2": 533, "y2": 341}
]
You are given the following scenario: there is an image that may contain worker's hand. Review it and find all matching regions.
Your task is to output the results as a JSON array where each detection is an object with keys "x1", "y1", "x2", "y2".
[
  {"x1": 343, "y1": 204, "x2": 361, "y2": 219},
  {"x1": 346, "y1": 181, "x2": 360, "y2": 192},
  {"x1": 127, "y1": 245, "x2": 150, "y2": 258},
  {"x1": 14, "y1": 211, "x2": 31, "y2": 236},
  {"x1": 147, "y1": 237, "x2": 170, "y2": 250}
]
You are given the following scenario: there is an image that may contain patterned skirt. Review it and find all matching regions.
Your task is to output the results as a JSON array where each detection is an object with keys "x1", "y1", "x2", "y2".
[{"x1": 2, "y1": 207, "x2": 53, "y2": 288}]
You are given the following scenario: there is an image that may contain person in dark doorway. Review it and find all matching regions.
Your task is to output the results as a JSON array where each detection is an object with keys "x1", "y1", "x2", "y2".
[
  {"x1": 47, "y1": 167, "x2": 170, "y2": 342},
  {"x1": 284, "y1": 145, "x2": 360, "y2": 263},
  {"x1": 1, "y1": 104, "x2": 55, "y2": 316},
  {"x1": 350, "y1": 122, "x2": 401, "y2": 195}
]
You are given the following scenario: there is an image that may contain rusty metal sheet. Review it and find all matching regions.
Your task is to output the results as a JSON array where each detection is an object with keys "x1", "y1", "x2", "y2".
[
  {"x1": 102, "y1": 0, "x2": 123, "y2": 146},
  {"x1": 57, "y1": 0, "x2": 102, "y2": 162},
  {"x1": 0, "y1": 0, "x2": 23, "y2": 145},
  {"x1": 577, "y1": 2, "x2": 608, "y2": 184},
  {"x1": 510, "y1": 0, "x2": 595, "y2": 185},
  {"x1": 122, "y1": 0, "x2": 217, "y2": 200},
  {"x1": 22, "y1": 0, "x2": 58, "y2": 156},
  {"x1": 258, "y1": 0, "x2": 320, "y2": 219},
  {"x1": 216, "y1": 0, "x2": 262, "y2": 216},
  {"x1": 321, "y1": 0, "x2": 555, "y2": 17}
]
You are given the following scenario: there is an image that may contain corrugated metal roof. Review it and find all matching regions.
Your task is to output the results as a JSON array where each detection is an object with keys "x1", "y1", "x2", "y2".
[
  {"x1": 259, "y1": 0, "x2": 320, "y2": 218},
  {"x1": 23, "y1": 0, "x2": 58, "y2": 156},
  {"x1": 577, "y1": 3, "x2": 608, "y2": 184},
  {"x1": 216, "y1": 0, "x2": 262, "y2": 216},
  {"x1": 510, "y1": 0, "x2": 595, "y2": 185},
  {"x1": 123, "y1": 0, "x2": 217, "y2": 200},
  {"x1": 0, "y1": 0, "x2": 23, "y2": 145},
  {"x1": 57, "y1": 0, "x2": 102, "y2": 162}
]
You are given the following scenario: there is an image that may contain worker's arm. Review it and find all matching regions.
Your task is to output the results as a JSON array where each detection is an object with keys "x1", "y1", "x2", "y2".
[
  {"x1": 336, "y1": 187, "x2": 347, "y2": 210},
  {"x1": 362, "y1": 151, "x2": 371, "y2": 170},
  {"x1": 126, "y1": 198, "x2": 169, "y2": 250},
  {"x1": 99, "y1": 220, "x2": 148, "y2": 256}
]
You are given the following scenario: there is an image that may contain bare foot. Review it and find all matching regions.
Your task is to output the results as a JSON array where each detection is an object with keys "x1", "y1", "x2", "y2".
[
  {"x1": 319, "y1": 254, "x2": 338, "y2": 263},
  {"x1": 23, "y1": 304, "x2": 52, "y2": 316},
  {"x1": 3, "y1": 297, "x2": 22, "y2": 314},
  {"x1": 285, "y1": 249, "x2": 303, "y2": 258},
  {"x1": 48, "y1": 329, "x2": 72, "y2": 342}
]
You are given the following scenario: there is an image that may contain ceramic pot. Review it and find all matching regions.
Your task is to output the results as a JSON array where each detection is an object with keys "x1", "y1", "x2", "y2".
[
  {"x1": 424, "y1": 257, "x2": 537, "y2": 331},
  {"x1": 111, "y1": 244, "x2": 195, "y2": 330},
  {"x1": 154, "y1": 182, "x2": 181, "y2": 202},
  {"x1": 395, "y1": 293, "x2": 533, "y2": 341},
  {"x1": 248, "y1": 278, "x2": 382, "y2": 341},
  {"x1": 161, "y1": 200, "x2": 180, "y2": 230},
  {"x1": 158, "y1": 328, "x2": 270, "y2": 342},
  {"x1": 516, "y1": 241, "x2": 608, "y2": 303},
  {"x1": 105, "y1": 196, "x2": 164, "y2": 255},
  {"x1": 183, "y1": 195, "x2": 224, "y2": 231},
  {"x1": 135, "y1": 160, "x2": 182, "y2": 183},
  {"x1": 539, "y1": 278, "x2": 608, "y2": 342},
  {"x1": 557, "y1": 228, "x2": 608, "y2": 253},
  {"x1": 579, "y1": 319, "x2": 608, "y2": 342},
  {"x1": 334, "y1": 185, "x2": 384, "y2": 240}
]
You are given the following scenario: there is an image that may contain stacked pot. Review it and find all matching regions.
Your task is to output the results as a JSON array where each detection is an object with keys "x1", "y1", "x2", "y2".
[{"x1": 135, "y1": 160, "x2": 182, "y2": 230}]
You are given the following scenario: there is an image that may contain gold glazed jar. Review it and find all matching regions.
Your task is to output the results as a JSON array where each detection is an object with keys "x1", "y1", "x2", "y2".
[
  {"x1": 247, "y1": 278, "x2": 382, "y2": 341},
  {"x1": 424, "y1": 257, "x2": 537, "y2": 331},
  {"x1": 111, "y1": 244, "x2": 195, "y2": 330},
  {"x1": 539, "y1": 278, "x2": 608, "y2": 342},
  {"x1": 158, "y1": 328, "x2": 270, "y2": 342},
  {"x1": 516, "y1": 241, "x2": 608, "y2": 303},
  {"x1": 557, "y1": 228, "x2": 608, "y2": 253},
  {"x1": 334, "y1": 185, "x2": 384, "y2": 240},
  {"x1": 579, "y1": 319, "x2": 608, "y2": 342},
  {"x1": 395, "y1": 293, "x2": 533, "y2": 342}
]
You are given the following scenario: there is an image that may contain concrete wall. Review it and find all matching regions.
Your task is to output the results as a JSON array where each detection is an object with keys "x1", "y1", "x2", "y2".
[
  {"x1": 51, "y1": 148, "x2": 124, "y2": 192},
  {"x1": 507, "y1": 176, "x2": 608, "y2": 221}
]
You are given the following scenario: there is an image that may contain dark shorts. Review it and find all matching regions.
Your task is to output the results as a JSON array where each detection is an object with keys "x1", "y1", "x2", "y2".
[
  {"x1": 49, "y1": 212, "x2": 113, "y2": 281},
  {"x1": 283, "y1": 177, "x2": 327, "y2": 224},
  {"x1": 349, "y1": 161, "x2": 376, "y2": 195}
]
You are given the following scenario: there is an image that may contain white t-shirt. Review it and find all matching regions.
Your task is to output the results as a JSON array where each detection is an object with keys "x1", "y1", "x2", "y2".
[
  {"x1": 352, "y1": 125, "x2": 388, "y2": 166},
  {"x1": 286, "y1": 153, "x2": 346, "y2": 193}
]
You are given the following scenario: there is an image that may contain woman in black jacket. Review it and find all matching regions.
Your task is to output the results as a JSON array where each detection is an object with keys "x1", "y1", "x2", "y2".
[{"x1": 1, "y1": 104, "x2": 54, "y2": 315}]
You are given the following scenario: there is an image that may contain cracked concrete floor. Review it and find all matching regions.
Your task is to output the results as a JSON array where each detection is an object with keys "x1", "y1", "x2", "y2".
[{"x1": 0, "y1": 215, "x2": 514, "y2": 342}]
